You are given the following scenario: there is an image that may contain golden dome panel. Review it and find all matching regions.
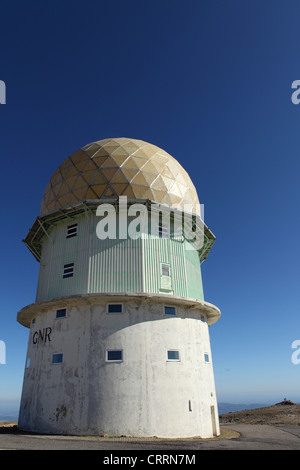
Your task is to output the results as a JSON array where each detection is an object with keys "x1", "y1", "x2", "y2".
[{"x1": 40, "y1": 138, "x2": 200, "y2": 215}]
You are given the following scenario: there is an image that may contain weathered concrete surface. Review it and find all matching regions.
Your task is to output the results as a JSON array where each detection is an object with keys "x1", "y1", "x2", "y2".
[
  {"x1": 0, "y1": 424, "x2": 300, "y2": 450},
  {"x1": 18, "y1": 298, "x2": 219, "y2": 438}
]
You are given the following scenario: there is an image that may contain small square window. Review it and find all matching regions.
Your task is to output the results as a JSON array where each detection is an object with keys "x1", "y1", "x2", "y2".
[
  {"x1": 167, "y1": 350, "x2": 180, "y2": 361},
  {"x1": 164, "y1": 306, "x2": 176, "y2": 316},
  {"x1": 56, "y1": 308, "x2": 66, "y2": 318},
  {"x1": 204, "y1": 353, "x2": 209, "y2": 363},
  {"x1": 26, "y1": 357, "x2": 30, "y2": 368},
  {"x1": 106, "y1": 350, "x2": 123, "y2": 362},
  {"x1": 161, "y1": 263, "x2": 170, "y2": 277},
  {"x1": 107, "y1": 304, "x2": 123, "y2": 314},
  {"x1": 63, "y1": 262, "x2": 74, "y2": 278},
  {"x1": 52, "y1": 353, "x2": 63, "y2": 364},
  {"x1": 66, "y1": 223, "x2": 78, "y2": 239}
]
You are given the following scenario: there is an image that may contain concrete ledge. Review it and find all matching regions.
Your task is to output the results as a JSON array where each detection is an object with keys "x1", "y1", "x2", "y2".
[{"x1": 17, "y1": 292, "x2": 221, "y2": 328}]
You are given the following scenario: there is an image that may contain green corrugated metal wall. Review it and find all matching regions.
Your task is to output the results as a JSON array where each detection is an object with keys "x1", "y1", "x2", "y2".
[
  {"x1": 36, "y1": 212, "x2": 204, "y2": 302},
  {"x1": 89, "y1": 215, "x2": 143, "y2": 293}
]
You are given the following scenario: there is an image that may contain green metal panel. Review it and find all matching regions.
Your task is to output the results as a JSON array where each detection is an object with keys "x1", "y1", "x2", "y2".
[
  {"x1": 36, "y1": 210, "x2": 204, "y2": 302},
  {"x1": 183, "y1": 241, "x2": 204, "y2": 300},
  {"x1": 88, "y1": 215, "x2": 143, "y2": 293},
  {"x1": 142, "y1": 218, "x2": 204, "y2": 300},
  {"x1": 43, "y1": 214, "x2": 90, "y2": 300}
]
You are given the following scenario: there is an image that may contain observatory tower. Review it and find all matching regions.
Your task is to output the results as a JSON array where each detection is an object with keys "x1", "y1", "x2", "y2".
[{"x1": 18, "y1": 138, "x2": 221, "y2": 438}]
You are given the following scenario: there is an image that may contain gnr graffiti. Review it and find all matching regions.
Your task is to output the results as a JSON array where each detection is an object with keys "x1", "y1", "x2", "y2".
[{"x1": 32, "y1": 327, "x2": 52, "y2": 344}]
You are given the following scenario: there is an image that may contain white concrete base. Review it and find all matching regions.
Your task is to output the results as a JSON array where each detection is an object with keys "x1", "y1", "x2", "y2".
[{"x1": 18, "y1": 295, "x2": 220, "y2": 438}]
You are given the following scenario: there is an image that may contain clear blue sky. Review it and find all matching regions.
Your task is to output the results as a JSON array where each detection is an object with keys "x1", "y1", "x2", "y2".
[{"x1": 0, "y1": 0, "x2": 299, "y2": 415}]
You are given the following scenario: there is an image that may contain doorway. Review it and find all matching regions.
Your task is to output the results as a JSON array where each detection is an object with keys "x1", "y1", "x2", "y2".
[{"x1": 210, "y1": 405, "x2": 217, "y2": 436}]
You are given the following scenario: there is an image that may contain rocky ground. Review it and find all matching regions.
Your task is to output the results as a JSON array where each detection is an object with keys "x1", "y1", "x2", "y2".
[{"x1": 219, "y1": 400, "x2": 300, "y2": 426}]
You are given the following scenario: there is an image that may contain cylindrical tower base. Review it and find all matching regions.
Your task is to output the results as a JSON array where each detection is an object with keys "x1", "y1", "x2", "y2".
[{"x1": 18, "y1": 294, "x2": 220, "y2": 438}]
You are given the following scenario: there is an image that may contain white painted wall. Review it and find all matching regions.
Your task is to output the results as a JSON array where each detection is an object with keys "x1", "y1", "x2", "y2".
[{"x1": 19, "y1": 298, "x2": 220, "y2": 438}]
